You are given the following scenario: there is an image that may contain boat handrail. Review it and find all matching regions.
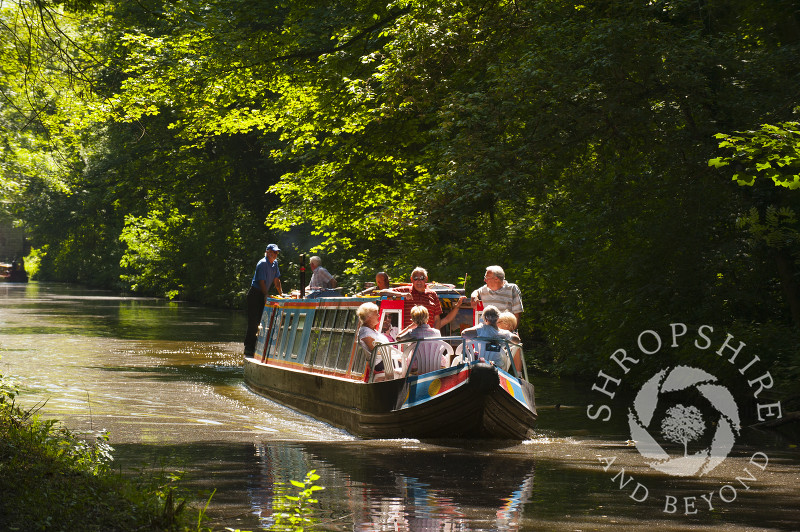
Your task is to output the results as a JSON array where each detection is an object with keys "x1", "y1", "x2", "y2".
[
  {"x1": 456, "y1": 337, "x2": 527, "y2": 380},
  {"x1": 366, "y1": 336, "x2": 527, "y2": 382}
]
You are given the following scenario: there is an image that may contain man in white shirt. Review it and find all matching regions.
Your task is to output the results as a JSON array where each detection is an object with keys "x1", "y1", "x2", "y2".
[
  {"x1": 470, "y1": 265, "x2": 523, "y2": 322},
  {"x1": 306, "y1": 255, "x2": 337, "y2": 291}
]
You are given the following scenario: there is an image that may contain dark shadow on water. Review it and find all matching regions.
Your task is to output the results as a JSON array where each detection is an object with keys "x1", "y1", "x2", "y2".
[{"x1": 93, "y1": 364, "x2": 243, "y2": 385}]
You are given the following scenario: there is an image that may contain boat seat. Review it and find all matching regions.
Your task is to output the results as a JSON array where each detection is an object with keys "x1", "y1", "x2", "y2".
[
  {"x1": 375, "y1": 345, "x2": 405, "y2": 380},
  {"x1": 510, "y1": 344, "x2": 523, "y2": 375},
  {"x1": 451, "y1": 343, "x2": 465, "y2": 367},
  {"x1": 403, "y1": 340, "x2": 452, "y2": 375}
]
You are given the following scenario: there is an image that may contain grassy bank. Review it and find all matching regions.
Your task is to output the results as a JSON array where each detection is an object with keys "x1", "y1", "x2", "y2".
[{"x1": 0, "y1": 372, "x2": 197, "y2": 531}]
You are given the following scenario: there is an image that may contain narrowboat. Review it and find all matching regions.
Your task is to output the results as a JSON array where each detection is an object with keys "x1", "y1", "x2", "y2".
[
  {"x1": 243, "y1": 287, "x2": 537, "y2": 439},
  {"x1": 0, "y1": 260, "x2": 28, "y2": 283}
]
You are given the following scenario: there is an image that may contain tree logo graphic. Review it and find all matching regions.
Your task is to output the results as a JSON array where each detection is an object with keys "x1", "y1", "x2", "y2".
[
  {"x1": 661, "y1": 404, "x2": 706, "y2": 456},
  {"x1": 628, "y1": 366, "x2": 741, "y2": 477}
]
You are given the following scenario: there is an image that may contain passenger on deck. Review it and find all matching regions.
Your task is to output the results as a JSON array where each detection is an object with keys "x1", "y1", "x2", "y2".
[
  {"x1": 397, "y1": 305, "x2": 442, "y2": 341},
  {"x1": 356, "y1": 302, "x2": 392, "y2": 379},
  {"x1": 460, "y1": 306, "x2": 514, "y2": 368},
  {"x1": 397, "y1": 305, "x2": 448, "y2": 372},
  {"x1": 498, "y1": 311, "x2": 524, "y2": 373},
  {"x1": 356, "y1": 271, "x2": 391, "y2": 296},
  {"x1": 497, "y1": 311, "x2": 521, "y2": 343},
  {"x1": 461, "y1": 306, "x2": 514, "y2": 341},
  {"x1": 243, "y1": 244, "x2": 283, "y2": 357},
  {"x1": 356, "y1": 302, "x2": 391, "y2": 352},
  {"x1": 375, "y1": 271, "x2": 391, "y2": 290},
  {"x1": 306, "y1": 256, "x2": 337, "y2": 292},
  {"x1": 381, "y1": 314, "x2": 396, "y2": 342},
  {"x1": 380, "y1": 267, "x2": 464, "y2": 330},
  {"x1": 470, "y1": 265, "x2": 524, "y2": 324}
]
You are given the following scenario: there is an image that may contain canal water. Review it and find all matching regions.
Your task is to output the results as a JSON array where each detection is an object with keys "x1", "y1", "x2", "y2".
[{"x1": 1, "y1": 283, "x2": 798, "y2": 531}]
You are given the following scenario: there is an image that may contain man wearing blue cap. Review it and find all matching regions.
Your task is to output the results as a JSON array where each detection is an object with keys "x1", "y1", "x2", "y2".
[{"x1": 244, "y1": 244, "x2": 283, "y2": 357}]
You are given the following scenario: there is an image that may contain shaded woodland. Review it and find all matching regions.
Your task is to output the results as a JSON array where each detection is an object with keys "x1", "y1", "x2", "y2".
[{"x1": 1, "y1": 0, "x2": 799, "y2": 382}]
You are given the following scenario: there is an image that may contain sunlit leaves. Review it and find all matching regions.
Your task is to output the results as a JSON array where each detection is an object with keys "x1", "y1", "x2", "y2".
[
  {"x1": 0, "y1": 0, "x2": 104, "y2": 205},
  {"x1": 711, "y1": 122, "x2": 800, "y2": 189},
  {"x1": 119, "y1": 209, "x2": 188, "y2": 298}
]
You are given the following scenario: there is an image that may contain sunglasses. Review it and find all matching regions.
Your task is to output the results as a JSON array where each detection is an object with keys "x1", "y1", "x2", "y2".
[{"x1": 412, "y1": 276, "x2": 426, "y2": 281}]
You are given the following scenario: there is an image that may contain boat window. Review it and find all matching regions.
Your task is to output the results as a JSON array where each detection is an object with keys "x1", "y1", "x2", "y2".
[
  {"x1": 351, "y1": 341, "x2": 367, "y2": 377},
  {"x1": 306, "y1": 328, "x2": 320, "y2": 367},
  {"x1": 254, "y1": 306, "x2": 275, "y2": 359},
  {"x1": 325, "y1": 331, "x2": 343, "y2": 368},
  {"x1": 290, "y1": 313, "x2": 306, "y2": 359},
  {"x1": 346, "y1": 310, "x2": 358, "y2": 330},
  {"x1": 305, "y1": 307, "x2": 360, "y2": 372},
  {"x1": 278, "y1": 312, "x2": 294, "y2": 358},
  {"x1": 316, "y1": 330, "x2": 333, "y2": 367},
  {"x1": 336, "y1": 331, "x2": 355, "y2": 371},
  {"x1": 324, "y1": 308, "x2": 337, "y2": 329},
  {"x1": 313, "y1": 308, "x2": 325, "y2": 328},
  {"x1": 268, "y1": 311, "x2": 286, "y2": 358},
  {"x1": 335, "y1": 308, "x2": 349, "y2": 329}
]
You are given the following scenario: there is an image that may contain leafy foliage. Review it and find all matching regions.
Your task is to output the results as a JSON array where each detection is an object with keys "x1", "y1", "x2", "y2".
[
  {"x1": 272, "y1": 469, "x2": 325, "y2": 531},
  {"x1": 711, "y1": 122, "x2": 800, "y2": 189},
  {"x1": 0, "y1": 364, "x2": 196, "y2": 530},
  {"x1": 2, "y1": 0, "x2": 800, "y2": 380}
]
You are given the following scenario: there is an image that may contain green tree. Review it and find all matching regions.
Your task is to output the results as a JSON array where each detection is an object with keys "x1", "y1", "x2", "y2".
[
  {"x1": 2, "y1": 0, "x2": 799, "y2": 381},
  {"x1": 711, "y1": 120, "x2": 800, "y2": 327}
]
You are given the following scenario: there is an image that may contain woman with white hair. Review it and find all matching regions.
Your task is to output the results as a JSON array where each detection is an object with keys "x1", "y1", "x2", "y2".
[
  {"x1": 497, "y1": 311, "x2": 521, "y2": 343},
  {"x1": 356, "y1": 302, "x2": 393, "y2": 380},
  {"x1": 356, "y1": 302, "x2": 391, "y2": 352}
]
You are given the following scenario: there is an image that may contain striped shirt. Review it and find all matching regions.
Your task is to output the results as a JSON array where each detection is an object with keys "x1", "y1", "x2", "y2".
[
  {"x1": 394, "y1": 286, "x2": 442, "y2": 327},
  {"x1": 471, "y1": 282, "x2": 524, "y2": 314}
]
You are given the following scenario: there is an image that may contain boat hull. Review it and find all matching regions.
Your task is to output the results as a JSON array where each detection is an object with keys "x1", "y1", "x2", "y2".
[{"x1": 244, "y1": 357, "x2": 536, "y2": 439}]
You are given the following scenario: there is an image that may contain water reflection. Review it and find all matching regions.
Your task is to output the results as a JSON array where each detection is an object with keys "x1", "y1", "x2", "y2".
[
  {"x1": 244, "y1": 441, "x2": 536, "y2": 531},
  {"x1": 0, "y1": 282, "x2": 242, "y2": 341}
]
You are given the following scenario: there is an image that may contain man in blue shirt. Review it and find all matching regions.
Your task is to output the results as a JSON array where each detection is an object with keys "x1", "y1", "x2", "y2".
[{"x1": 244, "y1": 243, "x2": 283, "y2": 356}]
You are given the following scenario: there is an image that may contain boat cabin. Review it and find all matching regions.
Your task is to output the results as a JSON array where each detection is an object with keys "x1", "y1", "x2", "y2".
[{"x1": 252, "y1": 287, "x2": 484, "y2": 382}]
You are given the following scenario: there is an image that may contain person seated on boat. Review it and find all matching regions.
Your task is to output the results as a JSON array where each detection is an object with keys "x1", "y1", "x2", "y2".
[
  {"x1": 396, "y1": 305, "x2": 442, "y2": 341},
  {"x1": 356, "y1": 302, "x2": 392, "y2": 379},
  {"x1": 462, "y1": 306, "x2": 514, "y2": 341},
  {"x1": 381, "y1": 313, "x2": 396, "y2": 342},
  {"x1": 379, "y1": 267, "x2": 465, "y2": 331},
  {"x1": 497, "y1": 310, "x2": 523, "y2": 373},
  {"x1": 397, "y1": 306, "x2": 449, "y2": 372},
  {"x1": 460, "y1": 305, "x2": 514, "y2": 367},
  {"x1": 376, "y1": 271, "x2": 390, "y2": 290},
  {"x1": 496, "y1": 311, "x2": 521, "y2": 344},
  {"x1": 306, "y1": 256, "x2": 337, "y2": 292}
]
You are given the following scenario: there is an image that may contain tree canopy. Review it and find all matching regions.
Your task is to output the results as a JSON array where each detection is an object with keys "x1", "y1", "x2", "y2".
[{"x1": 2, "y1": 0, "x2": 799, "y2": 381}]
